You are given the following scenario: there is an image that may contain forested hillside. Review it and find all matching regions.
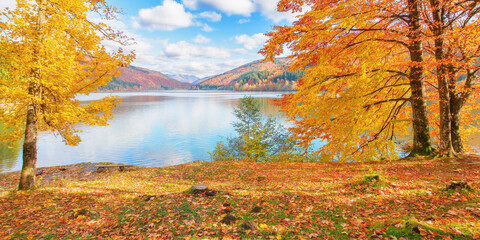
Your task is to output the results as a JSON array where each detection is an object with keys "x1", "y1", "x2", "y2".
[
  {"x1": 101, "y1": 65, "x2": 193, "y2": 91},
  {"x1": 196, "y1": 58, "x2": 302, "y2": 91}
]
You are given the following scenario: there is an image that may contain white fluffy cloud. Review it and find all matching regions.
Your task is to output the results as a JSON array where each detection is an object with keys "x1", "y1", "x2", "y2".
[
  {"x1": 193, "y1": 34, "x2": 211, "y2": 44},
  {"x1": 182, "y1": 0, "x2": 300, "y2": 22},
  {"x1": 164, "y1": 41, "x2": 231, "y2": 59},
  {"x1": 158, "y1": 58, "x2": 248, "y2": 78},
  {"x1": 234, "y1": 33, "x2": 268, "y2": 50},
  {"x1": 135, "y1": 0, "x2": 194, "y2": 31},
  {"x1": 0, "y1": 0, "x2": 15, "y2": 10},
  {"x1": 127, "y1": 39, "x2": 251, "y2": 78},
  {"x1": 198, "y1": 11, "x2": 222, "y2": 22},
  {"x1": 183, "y1": 0, "x2": 256, "y2": 16},
  {"x1": 255, "y1": 0, "x2": 300, "y2": 23},
  {"x1": 202, "y1": 24, "x2": 214, "y2": 32}
]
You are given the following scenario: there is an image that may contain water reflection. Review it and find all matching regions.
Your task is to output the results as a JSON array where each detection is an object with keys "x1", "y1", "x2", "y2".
[
  {"x1": 0, "y1": 91, "x2": 286, "y2": 173},
  {"x1": 2, "y1": 90, "x2": 478, "y2": 173},
  {"x1": 0, "y1": 141, "x2": 22, "y2": 173}
]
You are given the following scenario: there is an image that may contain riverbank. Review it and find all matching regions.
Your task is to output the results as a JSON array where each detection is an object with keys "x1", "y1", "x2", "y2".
[{"x1": 1, "y1": 156, "x2": 479, "y2": 239}]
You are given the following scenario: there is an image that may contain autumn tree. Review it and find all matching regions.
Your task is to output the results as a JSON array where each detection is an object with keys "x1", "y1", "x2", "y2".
[
  {"x1": 261, "y1": 0, "x2": 437, "y2": 161},
  {"x1": 0, "y1": 0, "x2": 134, "y2": 190},
  {"x1": 261, "y1": 0, "x2": 480, "y2": 161},
  {"x1": 422, "y1": 0, "x2": 480, "y2": 155}
]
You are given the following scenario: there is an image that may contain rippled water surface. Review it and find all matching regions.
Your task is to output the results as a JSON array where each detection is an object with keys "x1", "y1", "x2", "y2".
[{"x1": 0, "y1": 91, "x2": 285, "y2": 173}]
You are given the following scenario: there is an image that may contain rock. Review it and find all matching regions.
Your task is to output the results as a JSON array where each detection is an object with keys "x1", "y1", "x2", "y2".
[
  {"x1": 186, "y1": 184, "x2": 208, "y2": 194},
  {"x1": 192, "y1": 184, "x2": 207, "y2": 192},
  {"x1": 143, "y1": 195, "x2": 157, "y2": 201},
  {"x1": 241, "y1": 221, "x2": 258, "y2": 230},
  {"x1": 362, "y1": 174, "x2": 380, "y2": 183},
  {"x1": 220, "y1": 208, "x2": 232, "y2": 214},
  {"x1": 192, "y1": 184, "x2": 208, "y2": 190},
  {"x1": 446, "y1": 181, "x2": 471, "y2": 191},
  {"x1": 250, "y1": 206, "x2": 262, "y2": 213},
  {"x1": 220, "y1": 214, "x2": 237, "y2": 225},
  {"x1": 256, "y1": 176, "x2": 266, "y2": 181},
  {"x1": 36, "y1": 170, "x2": 44, "y2": 176},
  {"x1": 77, "y1": 209, "x2": 89, "y2": 215},
  {"x1": 71, "y1": 209, "x2": 89, "y2": 219},
  {"x1": 205, "y1": 190, "x2": 216, "y2": 197}
]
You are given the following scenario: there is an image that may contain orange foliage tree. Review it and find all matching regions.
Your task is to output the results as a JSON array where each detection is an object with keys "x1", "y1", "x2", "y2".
[
  {"x1": 0, "y1": 0, "x2": 134, "y2": 190},
  {"x1": 422, "y1": 0, "x2": 480, "y2": 154},
  {"x1": 261, "y1": 0, "x2": 480, "y2": 161}
]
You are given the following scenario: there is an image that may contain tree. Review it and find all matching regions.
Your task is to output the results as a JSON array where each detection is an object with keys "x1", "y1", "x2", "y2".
[
  {"x1": 422, "y1": 0, "x2": 480, "y2": 155},
  {"x1": 261, "y1": 0, "x2": 480, "y2": 160},
  {"x1": 0, "y1": 0, "x2": 134, "y2": 190},
  {"x1": 261, "y1": 0, "x2": 437, "y2": 161},
  {"x1": 210, "y1": 96, "x2": 303, "y2": 162}
]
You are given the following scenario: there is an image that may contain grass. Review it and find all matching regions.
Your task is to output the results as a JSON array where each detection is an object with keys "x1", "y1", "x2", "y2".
[{"x1": 0, "y1": 156, "x2": 479, "y2": 239}]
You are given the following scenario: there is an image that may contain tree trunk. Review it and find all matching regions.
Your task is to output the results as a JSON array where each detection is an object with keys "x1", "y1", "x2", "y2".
[
  {"x1": 18, "y1": 101, "x2": 38, "y2": 190},
  {"x1": 430, "y1": 0, "x2": 454, "y2": 155},
  {"x1": 407, "y1": 0, "x2": 434, "y2": 155},
  {"x1": 18, "y1": 0, "x2": 46, "y2": 190},
  {"x1": 449, "y1": 77, "x2": 465, "y2": 154},
  {"x1": 450, "y1": 102, "x2": 463, "y2": 153}
]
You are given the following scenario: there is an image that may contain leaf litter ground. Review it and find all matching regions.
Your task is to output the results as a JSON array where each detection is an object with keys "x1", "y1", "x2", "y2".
[{"x1": 0, "y1": 156, "x2": 479, "y2": 239}]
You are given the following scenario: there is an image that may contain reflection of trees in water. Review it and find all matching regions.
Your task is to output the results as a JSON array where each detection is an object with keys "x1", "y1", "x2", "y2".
[
  {"x1": 0, "y1": 141, "x2": 21, "y2": 172},
  {"x1": 257, "y1": 98, "x2": 283, "y2": 117},
  {"x1": 0, "y1": 122, "x2": 21, "y2": 173},
  {"x1": 212, "y1": 97, "x2": 283, "y2": 117}
]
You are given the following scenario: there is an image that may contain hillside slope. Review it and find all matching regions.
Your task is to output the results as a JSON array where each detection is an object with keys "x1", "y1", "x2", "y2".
[
  {"x1": 197, "y1": 58, "x2": 302, "y2": 91},
  {"x1": 167, "y1": 74, "x2": 200, "y2": 83},
  {"x1": 102, "y1": 65, "x2": 192, "y2": 91}
]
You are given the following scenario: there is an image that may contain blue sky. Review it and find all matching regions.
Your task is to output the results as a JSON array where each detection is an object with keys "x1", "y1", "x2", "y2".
[{"x1": 1, "y1": 0, "x2": 298, "y2": 78}]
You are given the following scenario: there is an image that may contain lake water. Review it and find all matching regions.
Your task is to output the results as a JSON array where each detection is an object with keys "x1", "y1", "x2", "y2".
[
  {"x1": 0, "y1": 91, "x2": 286, "y2": 173},
  {"x1": 1, "y1": 91, "x2": 479, "y2": 173}
]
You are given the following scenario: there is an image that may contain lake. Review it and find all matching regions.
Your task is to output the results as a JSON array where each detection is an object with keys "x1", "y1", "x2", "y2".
[
  {"x1": 1, "y1": 91, "x2": 479, "y2": 173},
  {"x1": 0, "y1": 91, "x2": 286, "y2": 173}
]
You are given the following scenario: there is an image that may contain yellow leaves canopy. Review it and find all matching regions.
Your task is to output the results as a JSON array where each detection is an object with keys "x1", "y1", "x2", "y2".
[{"x1": 0, "y1": 0, "x2": 134, "y2": 145}]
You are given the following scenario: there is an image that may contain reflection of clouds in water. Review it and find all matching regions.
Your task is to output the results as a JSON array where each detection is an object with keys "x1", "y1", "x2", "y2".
[
  {"x1": 142, "y1": 150, "x2": 195, "y2": 167},
  {"x1": 5, "y1": 91, "x2": 479, "y2": 173},
  {"x1": 33, "y1": 91, "x2": 249, "y2": 169},
  {"x1": 157, "y1": 98, "x2": 235, "y2": 136},
  {"x1": 4, "y1": 91, "x2": 288, "y2": 172}
]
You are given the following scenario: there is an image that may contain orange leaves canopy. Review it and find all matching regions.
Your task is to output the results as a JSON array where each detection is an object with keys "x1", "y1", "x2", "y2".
[{"x1": 261, "y1": 0, "x2": 480, "y2": 161}]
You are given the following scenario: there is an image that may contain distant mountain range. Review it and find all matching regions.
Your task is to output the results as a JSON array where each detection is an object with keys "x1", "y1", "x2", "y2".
[
  {"x1": 104, "y1": 58, "x2": 302, "y2": 91},
  {"x1": 101, "y1": 65, "x2": 192, "y2": 91},
  {"x1": 166, "y1": 74, "x2": 201, "y2": 83},
  {"x1": 195, "y1": 58, "x2": 302, "y2": 91}
]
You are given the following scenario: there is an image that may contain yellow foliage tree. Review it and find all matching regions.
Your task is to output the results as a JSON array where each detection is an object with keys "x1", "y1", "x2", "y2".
[{"x1": 0, "y1": 0, "x2": 134, "y2": 190}]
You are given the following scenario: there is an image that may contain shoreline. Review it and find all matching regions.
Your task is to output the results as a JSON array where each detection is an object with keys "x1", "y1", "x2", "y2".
[
  {"x1": 0, "y1": 160, "x2": 206, "y2": 190},
  {"x1": 0, "y1": 162, "x2": 142, "y2": 190}
]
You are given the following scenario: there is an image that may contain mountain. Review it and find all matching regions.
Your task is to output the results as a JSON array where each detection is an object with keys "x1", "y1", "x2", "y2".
[
  {"x1": 166, "y1": 74, "x2": 200, "y2": 83},
  {"x1": 196, "y1": 58, "x2": 302, "y2": 91},
  {"x1": 102, "y1": 65, "x2": 193, "y2": 91}
]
